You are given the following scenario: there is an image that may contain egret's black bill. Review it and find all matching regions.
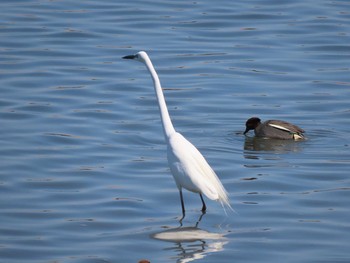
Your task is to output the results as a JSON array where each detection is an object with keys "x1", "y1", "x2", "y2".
[{"x1": 122, "y1": 55, "x2": 136, "y2": 59}]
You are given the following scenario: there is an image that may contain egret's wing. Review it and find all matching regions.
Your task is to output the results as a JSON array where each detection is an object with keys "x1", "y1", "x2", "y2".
[{"x1": 168, "y1": 132, "x2": 231, "y2": 209}]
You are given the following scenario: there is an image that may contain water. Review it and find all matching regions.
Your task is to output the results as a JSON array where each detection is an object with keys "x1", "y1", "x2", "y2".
[{"x1": 1, "y1": 0, "x2": 350, "y2": 262}]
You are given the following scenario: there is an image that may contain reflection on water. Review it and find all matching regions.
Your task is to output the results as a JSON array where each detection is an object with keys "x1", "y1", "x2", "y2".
[
  {"x1": 243, "y1": 136, "x2": 305, "y2": 153},
  {"x1": 152, "y1": 226, "x2": 228, "y2": 263},
  {"x1": 152, "y1": 215, "x2": 228, "y2": 263}
]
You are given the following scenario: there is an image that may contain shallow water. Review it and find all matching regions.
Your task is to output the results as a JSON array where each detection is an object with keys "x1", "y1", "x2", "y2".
[{"x1": 1, "y1": 0, "x2": 350, "y2": 262}]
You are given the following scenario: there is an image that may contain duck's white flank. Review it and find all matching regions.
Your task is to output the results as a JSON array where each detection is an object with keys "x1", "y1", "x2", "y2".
[{"x1": 268, "y1": 123, "x2": 292, "y2": 132}]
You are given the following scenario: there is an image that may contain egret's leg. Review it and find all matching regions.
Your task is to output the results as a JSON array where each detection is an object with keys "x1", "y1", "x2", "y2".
[
  {"x1": 200, "y1": 193, "x2": 206, "y2": 212},
  {"x1": 179, "y1": 189, "x2": 185, "y2": 216}
]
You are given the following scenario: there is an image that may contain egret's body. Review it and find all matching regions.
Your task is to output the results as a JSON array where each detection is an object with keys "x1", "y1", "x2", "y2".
[{"x1": 123, "y1": 51, "x2": 231, "y2": 216}]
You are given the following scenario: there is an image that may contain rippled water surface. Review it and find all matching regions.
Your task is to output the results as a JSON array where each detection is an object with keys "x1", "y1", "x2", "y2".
[{"x1": 1, "y1": 0, "x2": 350, "y2": 262}]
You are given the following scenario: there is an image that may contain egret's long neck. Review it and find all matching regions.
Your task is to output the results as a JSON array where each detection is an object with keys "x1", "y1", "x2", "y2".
[{"x1": 143, "y1": 56, "x2": 176, "y2": 139}]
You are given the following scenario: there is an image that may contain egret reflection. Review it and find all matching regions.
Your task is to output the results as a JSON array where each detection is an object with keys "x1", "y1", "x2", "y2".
[{"x1": 152, "y1": 218, "x2": 228, "y2": 263}]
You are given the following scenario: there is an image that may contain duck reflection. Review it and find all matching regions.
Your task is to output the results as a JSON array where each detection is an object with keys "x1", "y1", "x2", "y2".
[
  {"x1": 151, "y1": 215, "x2": 228, "y2": 262},
  {"x1": 244, "y1": 136, "x2": 304, "y2": 153}
]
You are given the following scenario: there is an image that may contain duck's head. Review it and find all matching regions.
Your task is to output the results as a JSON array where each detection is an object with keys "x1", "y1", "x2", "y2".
[{"x1": 244, "y1": 117, "x2": 262, "y2": 134}]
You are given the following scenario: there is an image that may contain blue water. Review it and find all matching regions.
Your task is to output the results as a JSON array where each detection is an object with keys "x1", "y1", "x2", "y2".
[{"x1": 1, "y1": 0, "x2": 350, "y2": 262}]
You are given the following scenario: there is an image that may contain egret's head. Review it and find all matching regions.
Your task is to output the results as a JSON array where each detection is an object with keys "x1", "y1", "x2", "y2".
[{"x1": 122, "y1": 51, "x2": 148, "y2": 63}]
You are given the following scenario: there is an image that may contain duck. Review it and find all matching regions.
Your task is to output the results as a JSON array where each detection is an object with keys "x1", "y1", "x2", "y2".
[{"x1": 244, "y1": 117, "x2": 305, "y2": 140}]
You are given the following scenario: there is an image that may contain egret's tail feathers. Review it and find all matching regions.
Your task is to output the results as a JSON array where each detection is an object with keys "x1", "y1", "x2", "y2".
[{"x1": 218, "y1": 193, "x2": 235, "y2": 215}]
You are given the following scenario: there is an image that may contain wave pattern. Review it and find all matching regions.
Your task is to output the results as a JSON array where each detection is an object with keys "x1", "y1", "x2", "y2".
[{"x1": 0, "y1": 0, "x2": 350, "y2": 262}]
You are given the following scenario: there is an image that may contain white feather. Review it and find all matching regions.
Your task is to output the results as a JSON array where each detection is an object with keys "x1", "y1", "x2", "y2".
[
  {"x1": 268, "y1": 123, "x2": 292, "y2": 132},
  {"x1": 167, "y1": 132, "x2": 231, "y2": 209}
]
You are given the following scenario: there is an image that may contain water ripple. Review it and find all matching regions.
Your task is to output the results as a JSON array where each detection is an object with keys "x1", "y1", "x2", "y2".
[{"x1": 0, "y1": 0, "x2": 350, "y2": 262}]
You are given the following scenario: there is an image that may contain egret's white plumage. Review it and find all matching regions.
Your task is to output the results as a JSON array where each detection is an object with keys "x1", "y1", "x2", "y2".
[{"x1": 123, "y1": 51, "x2": 232, "y2": 216}]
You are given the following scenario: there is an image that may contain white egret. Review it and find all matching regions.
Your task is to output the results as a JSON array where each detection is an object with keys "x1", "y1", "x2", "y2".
[{"x1": 123, "y1": 51, "x2": 232, "y2": 217}]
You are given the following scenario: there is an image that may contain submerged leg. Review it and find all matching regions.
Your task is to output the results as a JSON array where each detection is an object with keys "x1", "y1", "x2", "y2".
[
  {"x1": 195, "y1": 212, "x2": 206, "y2": 228},
  {"x1": 199, "y1": 193, "x2": 206, "y2": 213}
]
